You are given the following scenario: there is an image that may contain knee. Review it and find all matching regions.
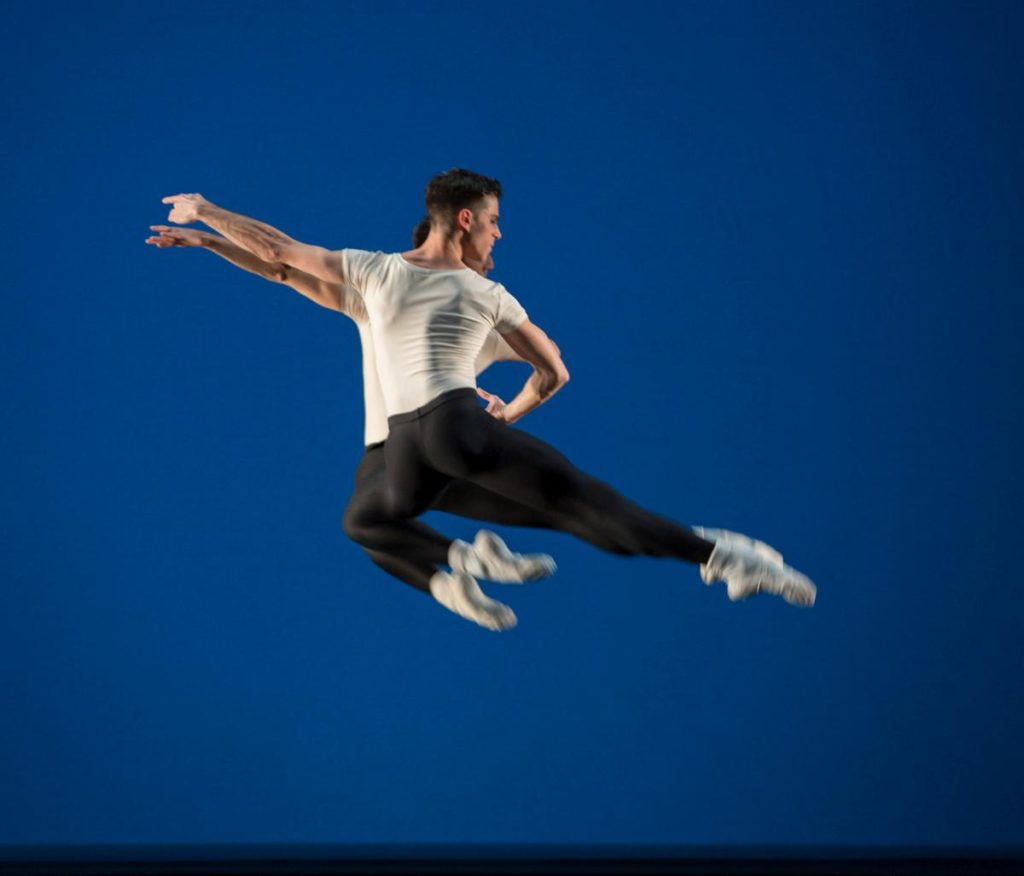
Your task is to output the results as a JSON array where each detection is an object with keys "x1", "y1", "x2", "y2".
[{"x1": 342, "y1": 501, "x2": 373, "y2": 547}]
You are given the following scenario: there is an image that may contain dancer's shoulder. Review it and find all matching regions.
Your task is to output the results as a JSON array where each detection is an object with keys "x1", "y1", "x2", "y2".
[{"x1": 336, "y1": 248, "x2": 390, "y2": 290}]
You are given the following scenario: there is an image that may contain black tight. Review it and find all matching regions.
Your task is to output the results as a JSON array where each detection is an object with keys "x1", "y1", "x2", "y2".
[
  {"x1": 342, "y1": 439, "x2": 631, "y2": 594},
  {"x1": 376, "y1": 389, "x2": 713, "y2": 567},
  {"x1": 342, "y1": 445, "x2": 447, "y2": 593}
]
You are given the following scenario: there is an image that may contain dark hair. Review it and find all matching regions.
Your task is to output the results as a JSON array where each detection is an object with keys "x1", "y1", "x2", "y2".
[
  {"x1": 424, "y1": 168, "x2": 502, "y2": 234},
  {"x1": 411, "y1": 215, "x2": 432, "y2": 248}
]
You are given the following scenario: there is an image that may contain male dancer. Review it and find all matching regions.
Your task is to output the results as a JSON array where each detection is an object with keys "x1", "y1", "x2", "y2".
[
  {"x1": 147, "y1": 220, "x2": 643, "y2": 630},
  {"x1": 148, "y1": 217, "x2": 671, "y2": 631},
  {"x1": 159, "y1": 171, "x2": 817, "y2": 616}
]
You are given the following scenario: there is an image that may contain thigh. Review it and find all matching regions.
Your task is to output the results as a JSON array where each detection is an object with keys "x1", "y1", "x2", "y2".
[
  {"x1": 433, "y1": 477, "x2": 565, "y2": 529},
  {"x1": 343, "y1": 448, "x2": 389, "y2": 536},
  {"x1": 425, "y1": 399, "x2": 593, "y2": 512},
  {"x1": 384, "y1": 421, "x2": 453, "y2": 519},
  {"x1": 345, "y1": 442, "x2": 451, "y2": 563}
]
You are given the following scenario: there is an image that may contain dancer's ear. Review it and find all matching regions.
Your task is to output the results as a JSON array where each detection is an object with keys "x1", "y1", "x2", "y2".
[{"x1": 456, "y1": 207, "x2": 474, "y2": 232}]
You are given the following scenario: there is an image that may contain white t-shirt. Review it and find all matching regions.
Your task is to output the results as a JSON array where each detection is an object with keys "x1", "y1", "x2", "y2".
[
  {"x1": 339, "y1": 250, "x2": 529, "y2": 417},
  {"x1": 339, "y1": 281, "x2": 521, "y2": 446}
]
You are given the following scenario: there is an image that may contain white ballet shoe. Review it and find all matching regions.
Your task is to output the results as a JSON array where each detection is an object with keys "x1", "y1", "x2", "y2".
[
  {"x1": 449, "y1": 530, "x2": 556, "y2": 584},
  {"x1": 701, "y1": 539, "x2": 816, "y2": 607},
  {"x1": 692, "y1": 526, "x2": 785, "y2": 584},
  {"x1": 429, "y1": 570, "x2": 518, "y2": 631}
]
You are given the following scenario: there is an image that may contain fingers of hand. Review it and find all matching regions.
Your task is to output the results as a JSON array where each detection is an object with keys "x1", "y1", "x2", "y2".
[{"x1": 146, "y1": 229, "x2": 182, "y2": 247}]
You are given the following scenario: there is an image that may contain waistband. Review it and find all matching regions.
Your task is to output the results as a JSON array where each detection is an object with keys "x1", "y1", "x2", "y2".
[
  {"x1": 387, "y1": 387, "x2": 477, "y2": 426},
  {"x1": 364, "y1": 440, "x2": 385, "y2": 453}
]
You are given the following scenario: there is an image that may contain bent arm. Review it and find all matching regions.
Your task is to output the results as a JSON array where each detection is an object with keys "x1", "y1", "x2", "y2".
[
  {"x1": 495, "y1": 320, "x2": 570, "y2": 424},
  {"x1": 484, "y1": 333, "x2": 560, "y2": 366}
]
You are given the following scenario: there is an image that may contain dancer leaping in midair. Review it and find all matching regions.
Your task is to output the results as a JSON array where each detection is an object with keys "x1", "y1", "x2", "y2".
[
  {"x1": 156, "y1": 169, "x2": 816, "y2": 629},
  {"x1": 148, "y1": 218, "x2": 672, "y2": 630},
  {"x1": 149, "y1": 218, "x2": 583, "y2": 629}
]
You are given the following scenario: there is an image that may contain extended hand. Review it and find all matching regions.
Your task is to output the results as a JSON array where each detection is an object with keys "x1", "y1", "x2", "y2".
[
  {"x1": 161, "y1": 192, "x2": 210, "y2": 225},
  {"x1": 477, "y1": 387, "x2": 509, "y2": 422},
  {"x1": 145, "y1": 225, "x2": 207, "y2": 248}
]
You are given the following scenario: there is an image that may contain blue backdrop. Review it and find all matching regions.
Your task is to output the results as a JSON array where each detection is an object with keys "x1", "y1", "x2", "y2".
[{"x1": 1, "y1": 0, "x2": 1021, "y2": 850}]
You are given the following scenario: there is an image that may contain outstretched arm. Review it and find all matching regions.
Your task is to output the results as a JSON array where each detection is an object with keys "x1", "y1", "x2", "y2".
[
  {"x1": 492, "y1": 320, "x2": 570, "y2": 424},
  {"x1": 161, "y1": 193, "x2": 345, "y2": 284},
  {"x1": 146, "y1": 225, "x2": 352, "y2": 313}
]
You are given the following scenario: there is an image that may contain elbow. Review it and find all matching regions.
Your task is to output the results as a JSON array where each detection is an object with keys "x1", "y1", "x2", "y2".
[
  {"x1": 553, "y1": 356, "x2": 569, "y2": 388},
  {"x1": 260, "y1": 240, "x2": 285, "y2": 263},
  {"x1": 535, "y1": 364, "x2": 569, "y2": 400}
]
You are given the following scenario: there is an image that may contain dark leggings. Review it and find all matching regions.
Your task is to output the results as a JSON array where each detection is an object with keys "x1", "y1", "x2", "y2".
[
  {"x1": 378, "y1": 388, "x2": 713, "y2": 567},
  {"x1": 343, "y1": 441, "x2": 628, "y2": 594},
  {"x1": 343, "y1": 445, "x2": 447, "y2": 594}
]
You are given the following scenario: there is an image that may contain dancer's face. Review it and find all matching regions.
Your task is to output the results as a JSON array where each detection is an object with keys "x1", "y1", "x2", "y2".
[{"x1": 460, "y1": 195, "x2": 501, "y2": 263}]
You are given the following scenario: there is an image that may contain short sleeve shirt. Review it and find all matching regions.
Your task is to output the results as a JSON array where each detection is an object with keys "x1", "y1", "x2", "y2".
[{"x1": 339, "y1": 250, "x2": 528, "y2": 416}]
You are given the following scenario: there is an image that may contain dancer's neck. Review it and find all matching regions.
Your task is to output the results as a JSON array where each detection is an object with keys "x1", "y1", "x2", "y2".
[{"x1": 402, "y1": 229, "x2": 467, "y2": 270}]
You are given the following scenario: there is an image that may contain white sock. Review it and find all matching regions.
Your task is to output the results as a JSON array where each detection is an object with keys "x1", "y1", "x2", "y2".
[
  {"x1": 449, "y1": 530, "x2": 556, "y2": 583},
  {"x1": 429, "y1": 570, "x2": 518, "y2": 631},
  {"x1": 692, "y1": 526, "x2": 784, "y2": 585},
  {"x1": 702, "y1": 539, "x2": 816, "y2": 607}
]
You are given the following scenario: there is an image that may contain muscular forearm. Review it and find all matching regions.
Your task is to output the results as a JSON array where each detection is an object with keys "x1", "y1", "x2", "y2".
[
  {"x1": 196, "y1": 202, "x2": 295, "y2": 263},
  {"x1": 501, "y1": 367, "x2": 568, "y2": 424},
  {"x1": 202, "y1": 234, "x2": 342, "y2": 311},
  {"x1": 203, "y1": 233, "x2": 288, "y2": 283},
  {"x1": 162, "y1": 193, "x2": 343, "y2": 283}
]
